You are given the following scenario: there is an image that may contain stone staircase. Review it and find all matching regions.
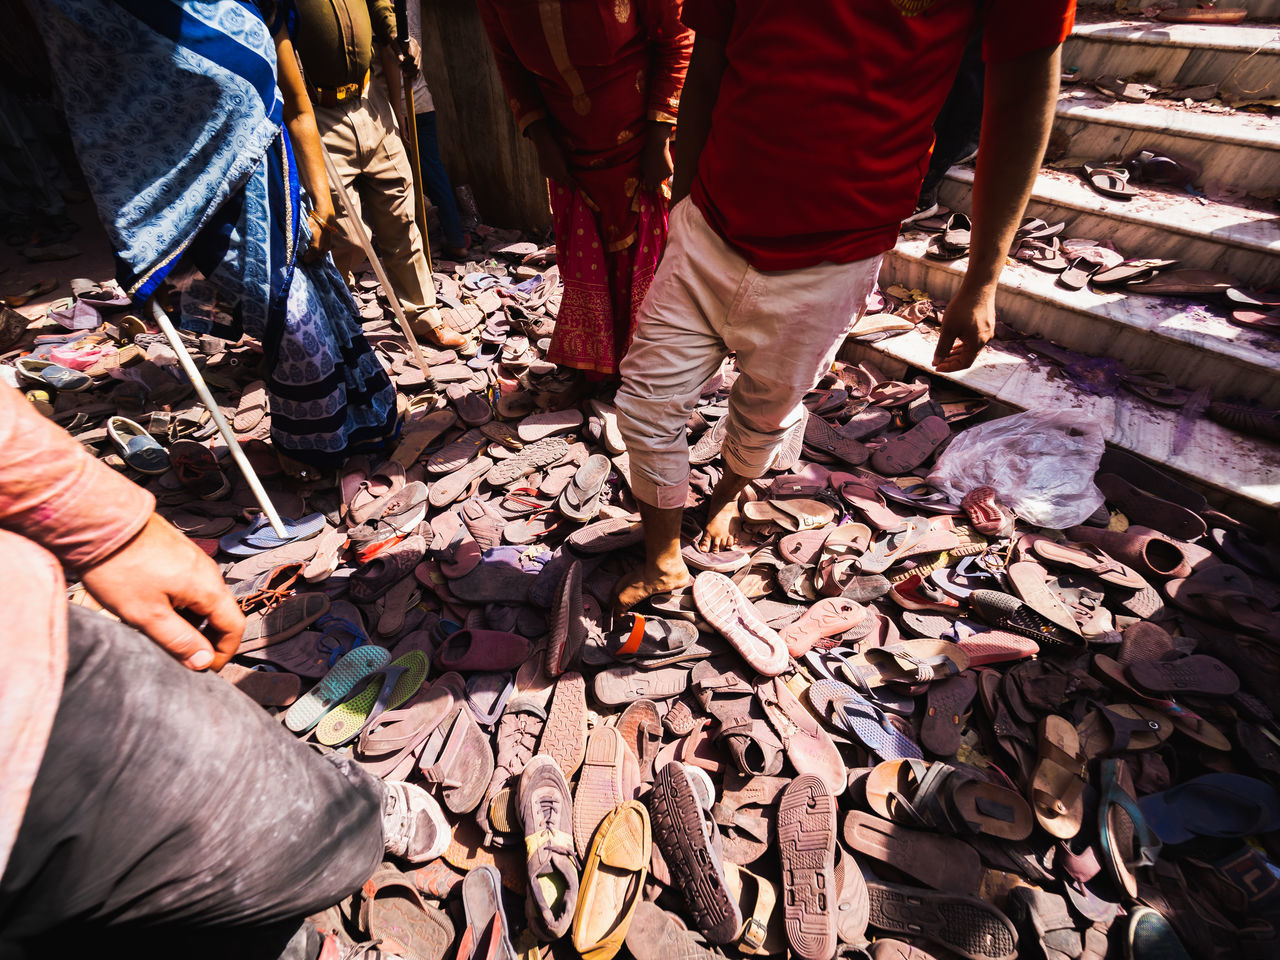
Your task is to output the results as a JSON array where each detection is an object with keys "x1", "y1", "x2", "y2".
[{"x1": 866, "y1": 6, "x2": 1280, "y2": 524}]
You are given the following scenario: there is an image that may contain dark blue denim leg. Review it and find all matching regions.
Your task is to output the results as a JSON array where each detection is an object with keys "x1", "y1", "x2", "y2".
[{"x1": 414, "y1": 111, "x2": 466, "y2": 250}]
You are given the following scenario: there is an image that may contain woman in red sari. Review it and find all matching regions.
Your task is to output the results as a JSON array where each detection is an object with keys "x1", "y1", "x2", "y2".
[{"x1": 478, "y1": 0, "x2": 692, "y2": 378}]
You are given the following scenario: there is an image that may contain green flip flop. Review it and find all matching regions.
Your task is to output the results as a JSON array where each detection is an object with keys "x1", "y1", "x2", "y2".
[
  {"x1": 314, "y1": 651, "x2": 430, "y2": 747},
  {"x1": 283, "y1": 645, "x2": 390, "y2": 733}
]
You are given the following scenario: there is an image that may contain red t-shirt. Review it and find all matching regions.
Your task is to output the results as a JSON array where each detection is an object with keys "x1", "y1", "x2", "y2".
[{"x1": 684, "y1": 0, "x2": 1075, "y2": 271}]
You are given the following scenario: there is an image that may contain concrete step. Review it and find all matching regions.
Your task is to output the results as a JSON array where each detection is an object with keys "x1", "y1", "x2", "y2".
[
  {"x1": 1063, "y1": 20, "x2": 1280, "y2": 100},
  {"x1": 937, "y1": 165, "x2": 1280, "y2": 288},
  {"x1": 1053, "y1": 91, "x2": 1280, "y2": 192},
  {"x1": 838, "y1": 324, "x2": 1280, "y2": 519},
  {"x1": 882, "y1": 234, "x2": 1280, "y2": 406}
]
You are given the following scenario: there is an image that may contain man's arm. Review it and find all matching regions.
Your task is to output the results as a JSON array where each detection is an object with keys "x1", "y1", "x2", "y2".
[
  {"x1": 933, "y1": 43, "x2": 1060, "y2": 372},
  {"x1": 0, "y1": 385, "x2": 244, "y2": 669},
  {"x1": 638, "y1": 0, "x2": 694, "y2": 192},
  {"x1": 275, "y1": 30, "x2": 338, "y2": 263},
  {"x1": 670, "y1": 31, "x2": 728, "y2": 205}
]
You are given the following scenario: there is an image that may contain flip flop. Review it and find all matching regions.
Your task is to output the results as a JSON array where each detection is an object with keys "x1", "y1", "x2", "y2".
[
  {"x1": 864, "y1": 881, "x2": 1017, "y2": 960},
  {"x1": 559, "y1": 454, "x2": 611, "y2": 522},
  {"x1": 1014, "y1": 237, "x2": 1069, "y2": 272},
  {"x1": 1097, "y1": 759, "x2": 1161, "y2": 900},
  {"x1": 1125, "y1": 269, "x2": 1237, "y2": 298},
  {"x1": 1028, "y1": 715, "x2": 1087, "y2": 840},
  {"x1": 1091, "y1": 259, "x2": 1179, "y2": 288},
  {"x1": 282, "y1": 644, "x2": 391, "y2": 733},
  {"x1": 1166, "y1": 565, "x2": 1280, "y2": 637},
  {"x1": 692, "y1": 572, "x2": 789, "y2": 676},
  {"x1": 807, "y1": 678, "x2": 923, "y2": 760},
  {"x1": 1082, "y1": 163, "x2": 1136, "y2": 200},
  {"x1": 1057, "y1": 256, "x2": 1104, "y2": 291},
  {"x1": 457, "y1": 865, "x2": 517, "y2": 960},
  {"x1": 313, "y1": 650, "x2": 429, "y2": 747},
  {"x1": 1139, "y1": 773, "x2": 1280, "y2": 845},
  {"x1": 842, "y1": 810, "x2": 982, "y2": 894}
]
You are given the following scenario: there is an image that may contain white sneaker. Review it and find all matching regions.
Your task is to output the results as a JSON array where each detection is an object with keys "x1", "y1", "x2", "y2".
[{"x1": 381, "y1": 780, "x2": 450, "y2": 863}]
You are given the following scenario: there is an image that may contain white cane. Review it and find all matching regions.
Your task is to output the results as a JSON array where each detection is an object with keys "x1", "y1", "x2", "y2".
[
  {"x1": 317, "y1": 141, "x2": 437, "y2": 385},
  {"x1": 149, "y1": 299, "x2": 289, "y2": 539}
]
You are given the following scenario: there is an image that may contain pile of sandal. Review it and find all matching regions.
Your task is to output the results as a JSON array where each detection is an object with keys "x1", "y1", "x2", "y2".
[
  {"x1": 910, "y1": 208, "x2": 1279, "y2": 333},
  {"x1": 9, "y1": 221, "x2": 1280, "y2": 960}
]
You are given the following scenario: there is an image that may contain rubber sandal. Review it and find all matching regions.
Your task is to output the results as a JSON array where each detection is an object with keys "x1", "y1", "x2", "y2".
[
  {"x1": 777, "y1": 775, "x2": 837, "y2": 960},
  {"x1": 283, "y1": 644, "x2": 391, "y2": 733},
  {"x1": 1082, "y1": 162, "x2": 1136, "y2": 200},
  {"x1": 920, "y1": 672, "x2": 977, "y2": 756},
  {"x1": 841, "y1": 809, "x2": 982, "y2": 893},
  {"x1": 648, "y1": 761, "x2": 743, "y2": 944},
  {"x1": 692, "y1": 572, "x2": 789, "y2": 676},
  {"x1": 864, "y1": 758, "x2": 1034, "y2": 840},
  {"x1": 358, "y1": 863, "x2": 456, "y2": 960},
  {"x1": 864, "y1": 880, "x2": 1017, "y2": 960},
  {"x1": 313, "y1": 650, "x2": 429, "y2": 746}
]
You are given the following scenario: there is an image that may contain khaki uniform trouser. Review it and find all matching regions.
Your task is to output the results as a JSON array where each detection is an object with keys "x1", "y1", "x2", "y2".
[
  {"x1": 314, "y1": 79, "x2": 436, "y2": 327},
  {"x1": 615, "y1": 197, "x2": 882, "y2": 510}
]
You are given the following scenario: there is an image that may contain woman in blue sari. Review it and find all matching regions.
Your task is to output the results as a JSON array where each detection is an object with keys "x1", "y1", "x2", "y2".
[{"x1": 29, "y1": 0, "x2": 397, "y2": 472}]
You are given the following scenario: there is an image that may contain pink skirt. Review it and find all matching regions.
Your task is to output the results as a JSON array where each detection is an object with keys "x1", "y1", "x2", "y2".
[{"x1": 547, "y1": 183, "x2": 668, "y2": 377}]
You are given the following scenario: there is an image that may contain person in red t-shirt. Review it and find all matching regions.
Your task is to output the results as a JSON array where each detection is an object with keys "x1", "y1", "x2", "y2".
[{"x1": 612, "y1": 0, "x2": 1076, "y2": 609}]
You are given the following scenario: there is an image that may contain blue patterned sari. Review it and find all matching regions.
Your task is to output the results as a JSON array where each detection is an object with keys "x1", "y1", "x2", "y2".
[{"x1": 30, "y1": 0, "x2": 396, "y2": 467}]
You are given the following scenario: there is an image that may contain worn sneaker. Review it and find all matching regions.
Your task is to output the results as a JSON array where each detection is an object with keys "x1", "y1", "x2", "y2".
[{"x1": 381, "y1": 780, "x2": 450, "y2": 863}]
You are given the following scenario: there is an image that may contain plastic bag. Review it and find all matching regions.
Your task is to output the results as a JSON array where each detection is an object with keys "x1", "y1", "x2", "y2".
[{"x1": 928, "y1": 410, "x2": 1106, "y2": 530}]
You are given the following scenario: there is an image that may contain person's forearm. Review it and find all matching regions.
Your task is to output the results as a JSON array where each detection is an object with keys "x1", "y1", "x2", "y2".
[
  {"x1": 286, "y1": 110, "x2": 333, "y2": 218},
  {"x1": 670, "y1": 32, "x2": 727, "y2": 205},
  {"x1": 275, "y1": 33, "x2": 334, "y2": 219},
  {"x1": 0, "y1": 385, "x2": 153, "y2": 571},
  {"x1": 961, "y1": 45, "x2": 1060, "y2": 295}
]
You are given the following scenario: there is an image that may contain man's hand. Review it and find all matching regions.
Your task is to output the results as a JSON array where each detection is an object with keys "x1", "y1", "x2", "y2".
[
  {"x1": 641, "y1": 123, "x2": 674, "y2": 192},
  {"x1": 399, "y1": 37, "x2": 421, "y2": 80},
  {"x1": 933, "y1": 282, "x2": 996, "y2": 372},
  {"x1": 80, "y1": 514, "x2": 245, "y2": 670},
  {"x1": 304, "y1": 203, "x2": 338, "y2": 264}
]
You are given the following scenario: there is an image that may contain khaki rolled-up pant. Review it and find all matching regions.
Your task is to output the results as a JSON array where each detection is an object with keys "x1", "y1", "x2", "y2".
[
  {"x1": 314, "y1": 76, "x2": 436, "y2": 329},
  {"x1": 615, "y1": 197, "x2": 882, "y2": 510}
]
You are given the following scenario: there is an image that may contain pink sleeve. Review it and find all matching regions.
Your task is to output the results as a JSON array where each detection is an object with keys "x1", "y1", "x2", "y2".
[{"x1": 0, "y1": 384, "x2": 155, "y2": 571}]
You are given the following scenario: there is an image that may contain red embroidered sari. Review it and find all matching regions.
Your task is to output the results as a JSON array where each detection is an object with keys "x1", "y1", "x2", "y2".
[{"x1": 478, "y1": 0, "x2": 692, "y2": 376}]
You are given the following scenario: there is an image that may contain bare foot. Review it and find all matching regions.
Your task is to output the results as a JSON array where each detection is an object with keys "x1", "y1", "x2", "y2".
[
  {"x1": 613, "y1": 560, "x2": 693, "y2": 613},
  {"x1": 698, "y1": 498, "x2": 740, "y2": 553}
]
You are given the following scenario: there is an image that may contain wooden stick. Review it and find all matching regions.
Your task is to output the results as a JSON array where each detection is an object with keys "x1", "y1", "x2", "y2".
[{"x1": 148, "y1": 300, "x2": 289, "y2": 538}]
